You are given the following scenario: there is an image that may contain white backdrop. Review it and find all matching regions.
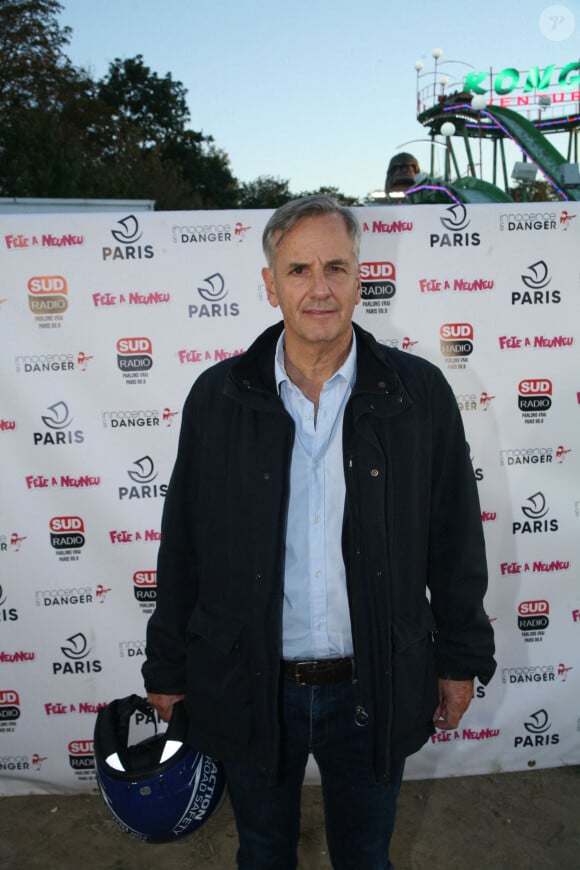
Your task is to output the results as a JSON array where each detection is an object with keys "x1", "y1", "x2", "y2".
[{"x1": 1, "y1": 202, "x2": 578, "y2": 795}]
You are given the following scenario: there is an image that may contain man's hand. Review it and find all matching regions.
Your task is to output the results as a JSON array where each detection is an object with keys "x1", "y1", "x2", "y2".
[
  {"x1": 433, "y1": 678, "x2": 474, "y2": 730},
  {"x1": 147, "y1": 692, "x2": 185, "y2": 722}
]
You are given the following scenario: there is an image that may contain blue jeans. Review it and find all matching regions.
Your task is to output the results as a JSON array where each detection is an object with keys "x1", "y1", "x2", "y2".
[{"x1": 224, "y1": 675, "x2": 404, "y2": 869}]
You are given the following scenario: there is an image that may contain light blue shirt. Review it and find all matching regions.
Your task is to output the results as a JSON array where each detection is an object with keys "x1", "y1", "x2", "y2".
[{"x1": 275, "y1": 331, "x2": 356, "y2": 660}]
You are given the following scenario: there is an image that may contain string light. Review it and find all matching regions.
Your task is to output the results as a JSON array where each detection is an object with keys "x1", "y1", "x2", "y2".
[{"x1": 405, "y1": 183, "x2": 462, "y2": 205}]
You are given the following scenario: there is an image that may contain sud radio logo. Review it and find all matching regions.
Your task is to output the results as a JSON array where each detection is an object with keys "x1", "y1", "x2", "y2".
[
  {"x1": 133, "y1": 570, "x2": 157, "y2": 612},
  {"x1": 33, "y1": 401, "x2": 84, "y2": 446},
  {"x1": 429, "y1": 203, "x2": 480, "y2": 248},
  {"x1": 189, "y1": 272, "x2": 239, "y2": 319},
  {"x1": 359, "y1": 262, "x2": 396, "y2": 316},
  {"x1": 53, "y1": 632, "x2": 101, "y2": 676},
  {"x1": 119, "y1": 456, "x2": 167, "y2": 501},
  {"x1": 49, "y1": 516, "x2": 86, "y2": 563},
  {"x1": 517, "y1": 599, "x2": 549, "y2": 644},
  {"x1": 512, "y1": 492, "x2": 558, "y2": 535},
  {"x1": 517, "y1": 599, "x2": 550, "y2": 631},
  {"x1": 440, "y1": 323, "x2": 474, "y2": 370},
  {"x1": 68, "y1": 738, "x2": 95, "y2": 772},
  {"x1": 116, "y1": 337, "x2": 153, "y2": 385},
  {"x1": 0, "y1": 690, "x2": 20, "y2": 731},
  {"x1": 102, "y1": 215, "x2": 153, "y2": 261},
  {"x1": 27, "y1": 275, "x2": 68, "y2": 315},
  {"x1": 517, "y1": 378, "x2": 552, "y2": 423},
  {"x1": 27, "y1": 275, "x2": 68, "y2": 330}
]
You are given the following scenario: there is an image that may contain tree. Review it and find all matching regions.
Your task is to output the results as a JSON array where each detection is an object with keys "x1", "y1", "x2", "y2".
[
  {"x1": 0, "y1": 1, "x2": 239, "y2": 205},
  {"x1": 0, "y1": 0, "x2": 75, "y2": 111},
  {"x1": 98, "y1": 55, "x2": 190, "y2": 148},
  {"x1": 0, "y1": 2, "x2": 357, "y2": 207},
  {"x1": 296, "y1": 185, "x2": 360, "y2": 206},
  {"x1": 237, "y1": 176, "x2": 293, "y2": 209},
  {"x1": 510, "y1": 180, "x2": 562, "y2": 202},
  {"x1": 236, "y1": 178, "x2": 360, "y2": 209},
  {"x1": 0, "y1": 0, "x2": 94, "y2": 196},
  {"x1": 159, "y1": 130, "x2": 239, "y2": 209}
]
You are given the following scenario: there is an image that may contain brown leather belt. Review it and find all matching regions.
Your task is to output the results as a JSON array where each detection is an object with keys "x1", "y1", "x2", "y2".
[{"x1": 281, "y1": 658, "x2": 354, "y2": 686}]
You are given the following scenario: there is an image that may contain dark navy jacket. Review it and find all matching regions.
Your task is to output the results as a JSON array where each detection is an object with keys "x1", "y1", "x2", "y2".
[{"x1": 143, "y1": 321, "x2": 496, "y2": 781}]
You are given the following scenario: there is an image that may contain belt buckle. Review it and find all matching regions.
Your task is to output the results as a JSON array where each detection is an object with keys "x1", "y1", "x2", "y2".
[{"x1": 294, "y1": 660, "x2": 316, "y2": 686}]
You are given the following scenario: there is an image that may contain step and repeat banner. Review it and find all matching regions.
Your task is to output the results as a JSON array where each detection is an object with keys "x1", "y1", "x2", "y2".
[{"x1": 0, "y1": 203, "x2": 578, "y2": 795}]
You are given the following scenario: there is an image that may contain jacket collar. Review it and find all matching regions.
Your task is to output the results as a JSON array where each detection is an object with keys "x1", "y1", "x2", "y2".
[{"x1": 226, "y1": 320, "x2": 405, "y2": 413}]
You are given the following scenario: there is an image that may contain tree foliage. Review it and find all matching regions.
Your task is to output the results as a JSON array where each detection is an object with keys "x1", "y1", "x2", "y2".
[
  {"x1": 0, "y1": 0, "x2": 75, "y2": 110},
  {"x1": 0, "y1": 0, "x2": 357, "y2": 208},
  {"x1": 237, "y1": 178, "x2": 361, "y2": 209},
  {"x1": 510, "y1": 180, "x2": 562, "y2": 202},
  {"x1": 0, "y1": 0, "x2": 92, "y2": 196},
  {"x1": 238, "y1": 176, "x2": 293, "y2": 209},
  {"x1": 98, "y1": 55, "x2": 190, "y2": 147},
  {"x1": 296, "y1": 186, "x2": 360, "y2": 206}
]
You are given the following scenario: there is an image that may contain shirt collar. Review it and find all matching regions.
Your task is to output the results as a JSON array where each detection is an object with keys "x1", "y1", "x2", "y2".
[{"x1": 274, "y1": 329, "x2": 357, "y2": 395}]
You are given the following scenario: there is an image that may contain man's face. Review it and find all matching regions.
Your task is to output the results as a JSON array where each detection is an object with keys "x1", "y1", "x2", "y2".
[{"x1": 262, "y1": 213, "x2": 361, "y2": 354}]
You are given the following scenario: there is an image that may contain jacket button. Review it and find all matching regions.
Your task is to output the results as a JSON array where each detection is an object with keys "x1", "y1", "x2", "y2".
[
  {"x1": 354, "y1": 706, "x2": 369, "y2": 727},
  {"x1": 263, "y1": 472, "x2": 270, "y2": 480},
  {"x1": 242, "y1": 379, "x2": 251, "y2": 388},
  {"x1": 255, "y1": 573, "x2": 263, "y2": 581},
  {"x1": 397, "y1": 395, "x2": 404, "y2": 404},
  {"x1": 370, "y1": 468, "x2": 380, "y2": 478}
]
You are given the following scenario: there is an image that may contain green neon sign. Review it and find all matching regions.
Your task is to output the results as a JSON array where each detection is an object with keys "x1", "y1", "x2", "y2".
[{"x1": 464, "y1": 62, "x2": 580, "y2": 96}]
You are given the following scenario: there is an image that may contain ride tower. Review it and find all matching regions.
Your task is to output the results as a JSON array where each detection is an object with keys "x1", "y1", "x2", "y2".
[{"x1": 392, "y1": 50, "x2": 580, "y2": 204}]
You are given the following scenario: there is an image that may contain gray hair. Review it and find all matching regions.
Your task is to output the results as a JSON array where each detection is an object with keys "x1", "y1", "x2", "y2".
[{"x1": 262, "y1": 194, "x2": 361, "y2": 269}]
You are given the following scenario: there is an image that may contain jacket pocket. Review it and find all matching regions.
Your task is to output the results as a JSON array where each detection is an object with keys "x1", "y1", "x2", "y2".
[
  {"x1": 390, "y1": 607, "x2": 438, "y2": 746},
  {"x1": 185, "y1": 605, "x2": 252, "y2": 746}
]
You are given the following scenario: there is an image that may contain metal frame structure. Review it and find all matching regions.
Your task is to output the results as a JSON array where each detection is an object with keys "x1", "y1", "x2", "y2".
[{"x1": 397, "y1": 55, "x2": 580, "y2": 204}]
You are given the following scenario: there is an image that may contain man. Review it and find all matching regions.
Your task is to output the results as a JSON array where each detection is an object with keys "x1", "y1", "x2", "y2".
[{"x1": 143, "y1": 194, "x2": 496, "y2": 869}]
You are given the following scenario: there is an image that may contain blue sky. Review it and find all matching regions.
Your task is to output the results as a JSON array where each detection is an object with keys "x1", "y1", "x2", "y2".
[{"x1": 60, "y1": 1, "x2": 579, "y2": 199}]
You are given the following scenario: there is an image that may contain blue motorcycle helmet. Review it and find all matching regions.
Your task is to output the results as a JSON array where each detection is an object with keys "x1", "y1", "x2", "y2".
[{"x1": 94, "y1": 694, "x2": 225, "y2": 842}]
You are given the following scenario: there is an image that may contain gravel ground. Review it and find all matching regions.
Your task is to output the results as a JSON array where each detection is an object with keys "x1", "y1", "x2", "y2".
[{"x1": 0, "y1": 765, "x2": 579, "y2": 869}]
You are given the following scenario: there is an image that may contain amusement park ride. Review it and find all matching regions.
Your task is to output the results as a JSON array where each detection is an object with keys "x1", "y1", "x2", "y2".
[{"x1": 384, "y1": 49, "x2": 580, "y2": 204}]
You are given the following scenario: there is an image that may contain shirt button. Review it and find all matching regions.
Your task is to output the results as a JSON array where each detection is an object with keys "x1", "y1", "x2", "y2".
[{"x1": 370, "y1": 468, "x2": 380, "y2": 478}]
